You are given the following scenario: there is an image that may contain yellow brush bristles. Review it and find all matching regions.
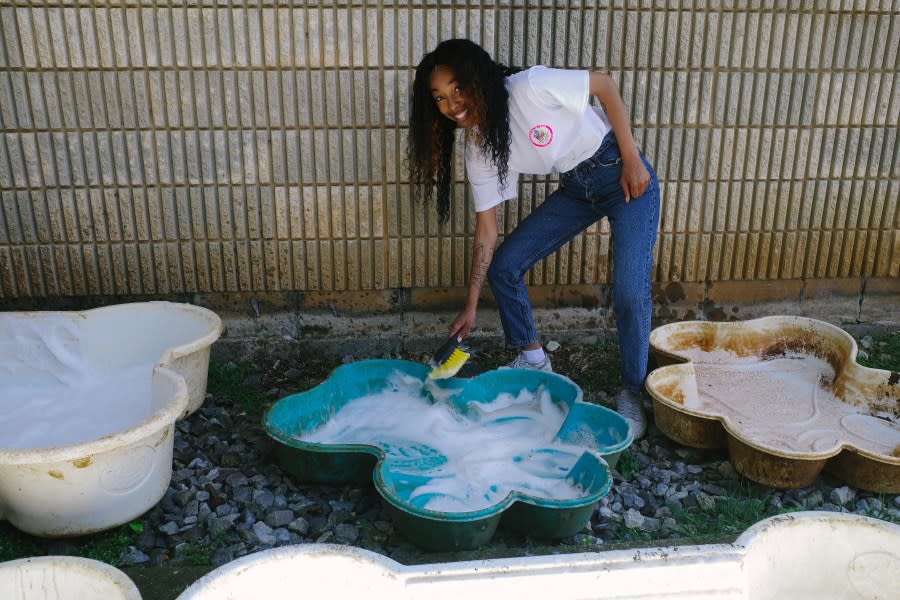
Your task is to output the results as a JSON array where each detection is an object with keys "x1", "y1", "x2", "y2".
[{"x1": 428, "y1": 347, "x2": 471, "y2": 379}]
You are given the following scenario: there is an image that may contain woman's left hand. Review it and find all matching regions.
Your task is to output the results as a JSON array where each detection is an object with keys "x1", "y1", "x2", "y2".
[{"x1": 620, "y1": 156, "x2": 650, "y2": 203}]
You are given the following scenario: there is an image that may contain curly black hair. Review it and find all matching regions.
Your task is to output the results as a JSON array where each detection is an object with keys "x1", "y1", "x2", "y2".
[{"x1": 407, "y1": 39, "x2": 519, "y2": 224}]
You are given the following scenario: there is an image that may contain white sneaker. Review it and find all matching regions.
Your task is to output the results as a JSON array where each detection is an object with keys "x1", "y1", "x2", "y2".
[
  {"x1": 616, "y1": 389, "x2": 647, "y2": 439},
  {"x1": 501, "y1": 352, "x2": 553, "y2": 372}
]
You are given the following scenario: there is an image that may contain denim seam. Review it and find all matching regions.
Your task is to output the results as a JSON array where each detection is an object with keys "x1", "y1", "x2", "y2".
[
  {"x1": 632, "y1": 173, "x2": 660, "y2": 391},
  {"x1": 506, "y1": 209, "x2": 593, "y2": 348}
]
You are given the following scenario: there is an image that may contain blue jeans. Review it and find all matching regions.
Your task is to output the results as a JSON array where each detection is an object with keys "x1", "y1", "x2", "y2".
[{"x1": 488, "y1": 133, "x2": 660, "y2": 391}]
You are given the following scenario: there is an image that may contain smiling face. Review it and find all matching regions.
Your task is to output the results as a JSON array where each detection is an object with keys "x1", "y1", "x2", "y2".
[{"x1": 429, "y1": 65, "x2": 477, "y2": 129}]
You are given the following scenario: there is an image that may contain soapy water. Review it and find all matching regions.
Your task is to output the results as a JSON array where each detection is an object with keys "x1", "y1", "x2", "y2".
[
  {"x1": 679, "y1": 348, "x2": 900, "y2": 455},
  {"x1": 299, "y1": 372, "x2": 596, "y2": 513},
  {"x1": 0, "y1": 315, "x2": 156, "y2": 449}
]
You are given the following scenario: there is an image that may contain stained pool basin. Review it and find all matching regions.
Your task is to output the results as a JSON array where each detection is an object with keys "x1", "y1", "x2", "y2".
[
  {"x1": 0, "y1": 556, "x2": 141, "y2": 599},
  {"x1": 0, "y1": 301, "x2": 222, "y2": 536},
  {"x1": 176, "y1": 512, "x2": 900, "y2": 600},
  {"x1": 646, "y1": 316, "x2": 900, "y2": 491},
  {"x1": 265, "y1": 359, "x2": 631, "y2": 550}
]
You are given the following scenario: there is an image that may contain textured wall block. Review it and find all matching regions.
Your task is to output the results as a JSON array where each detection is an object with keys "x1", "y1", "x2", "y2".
[{"x1": 0, "y1": 3, "x2": 896, "y2": 299}]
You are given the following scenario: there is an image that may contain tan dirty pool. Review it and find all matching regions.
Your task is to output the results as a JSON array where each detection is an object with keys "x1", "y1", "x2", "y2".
[{"x1": 646, "y1": 316, "x2": 900, "y2": 492}]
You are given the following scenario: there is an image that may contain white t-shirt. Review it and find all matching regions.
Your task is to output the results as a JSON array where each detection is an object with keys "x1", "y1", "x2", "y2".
[{"x1": 465, "y1": 66, "x2": 612, "y2": 212}]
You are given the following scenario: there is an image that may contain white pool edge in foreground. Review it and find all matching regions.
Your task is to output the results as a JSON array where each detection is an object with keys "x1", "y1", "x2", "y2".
[
  {"x1": 177, "y1": 511, "x2": 900, "y2": 600},
  {"x1": 0, "y1": 556, "x2": 141, "y2": 600}
]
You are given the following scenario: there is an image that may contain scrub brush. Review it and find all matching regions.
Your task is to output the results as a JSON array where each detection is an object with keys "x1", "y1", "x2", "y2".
[{"x1": 428, "y1": 336, "x2": 471, "y2": 379}]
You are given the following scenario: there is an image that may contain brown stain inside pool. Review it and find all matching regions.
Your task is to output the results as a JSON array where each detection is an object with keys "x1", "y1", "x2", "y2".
[{"x1": 656, "y1": 381, "x2": 686, "y2": 405}]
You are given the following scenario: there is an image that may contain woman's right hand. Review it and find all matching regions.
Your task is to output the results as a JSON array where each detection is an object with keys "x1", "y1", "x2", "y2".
[
  {"x1": 620, "y1": 155, "x2": 650, "y2": 202},
  {"x1": 449, "y1": 306, "x2": 477, "y2": 340}
]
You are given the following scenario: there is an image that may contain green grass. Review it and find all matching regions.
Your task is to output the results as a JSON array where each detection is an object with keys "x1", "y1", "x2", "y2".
[
  {"x1": 857, "y1": 330, "x2": 900, "y2": 372},
  {"x1": 172, "y1": 531, "x2": 233, "y2": 565},
  {"x1": 77, "y1": 524, "x2": 139, "y2": 564},
  {"x1": 0, "y1": 520, "x2": 229, "y2": 568},
  {"x1": 604, "y1": 489, "x2": 799, "y2": 544},
  {"x1": 207, "y1": 361, "x2": 266, "y2": 416},
  {"x1": 174, "y1": 541, "x2": 215, "y2": 566},
  {"x1": 0, "y1": 524, "x2": 44, "y2": 562},
  {"x1": 672, "y1": 494, "x2": 793, "y2": 540},
  {"x1": 858, "y1": 494, "x2": 900, "y2": 524},
  {"x1": 0, "y1": 522, "x2": 139, "y2": 565},
  {"x1": 615, "y1": 450, "x2": 639, "y2": 480}
]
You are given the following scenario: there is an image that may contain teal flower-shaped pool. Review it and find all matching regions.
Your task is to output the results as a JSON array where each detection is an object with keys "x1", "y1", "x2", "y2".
[{"x1": 264, "y1": 359, "x2": 631, "y2": 550}]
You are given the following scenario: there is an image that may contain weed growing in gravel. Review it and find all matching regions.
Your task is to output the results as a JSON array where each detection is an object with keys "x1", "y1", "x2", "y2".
[
  {"x1": 672, "y1": 495, "x2": 791, "y2": 540},
  {"x1": 0, "y1": 522, "x2": 140, "y2": 565},
  {"x1": 615, "y1": 450, "x2": 638, "y2": 480},
  {"x1": 78, "y1": 524, "x2": 138, "y2": 564},
  {"x1": 174, "y1": 540, "x2": 216, "y2": 566},
  {"x1": 857, "y1": 494, "x2": 900, "y2": 524},
  {"x1": 207, "y1": 362, "x2": 266, "y2": 416},
  {"x1": 0, "y1": 523, "x2": 43, "y2": 562},
  {"x1": 857, "y1": 330, "x2": 900, "y2": 372}
]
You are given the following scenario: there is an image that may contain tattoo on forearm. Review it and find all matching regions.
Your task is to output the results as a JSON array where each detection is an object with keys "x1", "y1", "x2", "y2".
[{"x1": 471, "y1": 243, "x2": 492, "y2": 291}]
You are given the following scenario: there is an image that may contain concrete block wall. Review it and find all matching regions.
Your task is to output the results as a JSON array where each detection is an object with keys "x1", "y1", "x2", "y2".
[{"x1": 0, "y1": 1, "x2": 897, "y2": 308}]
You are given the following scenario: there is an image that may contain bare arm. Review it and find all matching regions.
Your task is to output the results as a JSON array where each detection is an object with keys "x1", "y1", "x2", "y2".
[
  {"x1": 589, "y1": 72, "x2": 650, "y2": 202},
  {"x1": 449, "y1": 206, "x2": 498, "y2": 340}
]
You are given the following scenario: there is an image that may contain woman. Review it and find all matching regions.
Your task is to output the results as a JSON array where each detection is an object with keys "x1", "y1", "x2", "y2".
[{"x1": 407, "y1": 39, "x2": 660, "y2": 438}]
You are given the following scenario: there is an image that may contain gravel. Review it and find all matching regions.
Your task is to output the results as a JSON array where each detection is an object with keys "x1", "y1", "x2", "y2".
[{"x1": 117, "y1": 346, "x2": 900, "y2": 568}]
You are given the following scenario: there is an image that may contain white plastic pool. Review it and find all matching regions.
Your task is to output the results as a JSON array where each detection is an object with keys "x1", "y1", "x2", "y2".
[
  {"x1": 0, "y1": 302, "x2": 222, "y2": 536},
  {"x1": 0, "y1": 556, "x2": 141, "y2": 600}
]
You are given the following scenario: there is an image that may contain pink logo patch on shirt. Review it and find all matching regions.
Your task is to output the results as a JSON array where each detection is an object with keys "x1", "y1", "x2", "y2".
[{"x1": 528, "y1": 124, "x2": 553, "y2": 147}]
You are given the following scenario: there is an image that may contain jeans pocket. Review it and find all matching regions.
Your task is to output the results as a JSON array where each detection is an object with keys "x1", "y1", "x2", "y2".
[
  {"x1": 593, "y1": 143, "x2": 623, "y2": 168},
  {"x1": 596, "y1": 156, "x2": 622, "y2": 168}
]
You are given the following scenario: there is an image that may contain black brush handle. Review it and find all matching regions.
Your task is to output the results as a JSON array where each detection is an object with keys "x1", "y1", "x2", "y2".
[{"x1": 433, "y1": 336, "x2": 461, "y2": 365}]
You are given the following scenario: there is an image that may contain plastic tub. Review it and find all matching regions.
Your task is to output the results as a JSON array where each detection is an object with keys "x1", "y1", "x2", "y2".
[
  {"x1": 176, "y1": 512, "x2": 900, "y2": 600},
  {"x1": 0, "y1": 302, "x2": 222, "y2": 536},
  {"x1": 265, "y1": 359, "x2": 631, "y2": 550},
  {"x1": 0, "y1": 556, "x2": 141, "y2": 599},
  {"x1": 646, "y1": 316, "x2": 900, "y2": 491}
]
